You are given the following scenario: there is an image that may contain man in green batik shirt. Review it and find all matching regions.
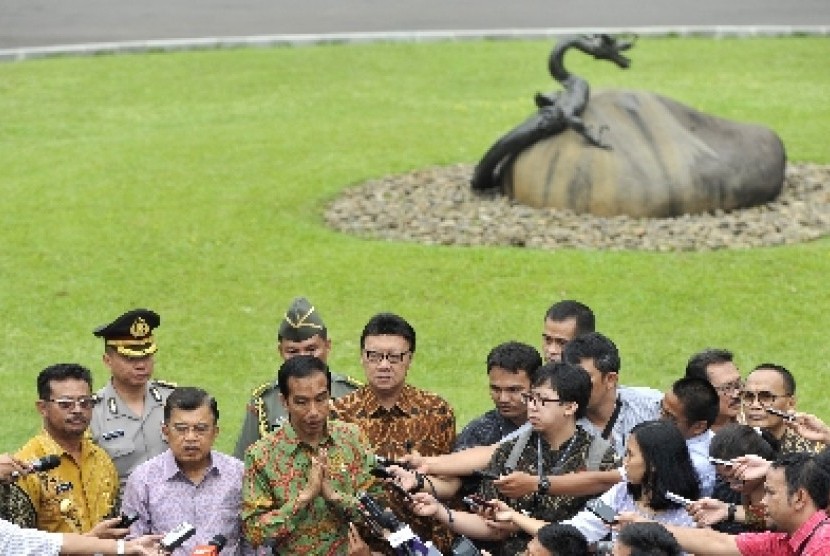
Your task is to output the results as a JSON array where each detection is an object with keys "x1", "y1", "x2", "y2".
[{"x1": 241, "y1": 355, "x2": 382, "y2": 555}]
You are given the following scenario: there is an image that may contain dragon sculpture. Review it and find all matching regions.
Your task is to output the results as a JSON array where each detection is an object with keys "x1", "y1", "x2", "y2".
[{"x1": 470, "y1": 34, "x2": 635, "y2": 191}]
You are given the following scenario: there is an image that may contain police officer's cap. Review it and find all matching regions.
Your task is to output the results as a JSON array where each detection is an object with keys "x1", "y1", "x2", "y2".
[
  {"x1": 278, "y1": 297, "x2": 326, "y2": 342},
  {"x1": 93, "y1": 308, "x2": 160, "y2": 358}
]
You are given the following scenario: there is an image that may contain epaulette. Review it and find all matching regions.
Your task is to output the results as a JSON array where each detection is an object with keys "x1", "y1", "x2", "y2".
[
  {"x1": 337, "y1": 374, "x2": 363, "y2": 388},
  {"x1": 151, "y1": 379, "x2": 177, "y2": 389},
  {"x1": 250, "y1": 381, "x2": 275, "y2": 399}
]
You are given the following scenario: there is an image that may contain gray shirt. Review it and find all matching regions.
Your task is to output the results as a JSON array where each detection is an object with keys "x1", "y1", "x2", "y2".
[
  {"x1": 90, "y1": 379, "x2": 175, "y2": 494},
  {"x1": 576, "y1": 385, "x2": 663, "y2": 457}
]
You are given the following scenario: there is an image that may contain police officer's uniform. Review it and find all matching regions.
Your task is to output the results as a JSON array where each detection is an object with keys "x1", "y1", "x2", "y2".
[{"x1": 88, "y1": 309, "x2": 175, "y2": 493}]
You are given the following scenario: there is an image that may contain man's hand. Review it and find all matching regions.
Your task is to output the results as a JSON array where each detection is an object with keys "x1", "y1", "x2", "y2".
[
  {"x1": 733, "y1": 455, "x2": 771, "y2": 482},
  {"x1": 125, "y1": 534, "x2": 162, "y2": 555},
  {"x1": 612, "y1": 511, "x2": 651, "y2": 531},
  {"x1": 493, "y1": 471, "x2": 537, "y2": 498},
  {"x1": 408, "y1": 492, "x2": 441, "y2": 518},
  {"x1": 318, "y1": 449, "x2": 343, "y2": 504},
  {"x1": 384, "y1": 465, "x2": 419, "y2": 492},
  {"x1": 86, "y1": 516, "x2": 129, "y2": 539},
  {"x1": 298, "y1": 455, "x2": 325, "y2": 507},
  {"x1": 347, "y1": 523, "x2": 373, "y2": 556},
  {"x1": 789, "y1": 412, "x2": 830, "y2": 444},
  {"x1": 399, "y1": 453, "x2": 431, "y2": 474},
  {"x1": 0, "y1": 453, "x2": 28, "y2": 483},
  {"x1": 688, "y1": 498, "x2": 728, "y2": 527},
  {"x1": 483, "y1": 499, "x2": 519, "y2": 533}
]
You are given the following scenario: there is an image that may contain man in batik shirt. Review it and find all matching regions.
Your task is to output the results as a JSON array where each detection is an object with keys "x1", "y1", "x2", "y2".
[{"x1": 242, "y1": 356, "x2": 381, "y2": 555}]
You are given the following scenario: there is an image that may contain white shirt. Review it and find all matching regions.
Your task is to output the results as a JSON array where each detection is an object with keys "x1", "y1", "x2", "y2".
[
  {"x1": 686, "y1": 429, "x2": 716, "y2": 497},
  {"x1": 0, "y1": 518, "x2": 62, "y2": 556}
]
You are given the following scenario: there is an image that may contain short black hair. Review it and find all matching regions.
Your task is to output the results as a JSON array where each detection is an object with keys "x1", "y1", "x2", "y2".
[
  {"x1": 684, "y1": 348, "x2": 733, "y2": 382},
  {"x1": 486, "y1": 341, "x2": 542, "y2": 378},
  {"x1": 277, "y1": 355, "x2": 331, "y2": 397},
  {"x1": 544, "y1": 300, "x2": 595, "y2": 337},
  {"x1": 164, "y1": 387, "x2": 219, "y2": 423},
  {"x1": 359, "y1": 312, "x2": 416, "y2": 353},
  {"x1": 532, "y1": 362, "x2": 592, "y2": 420},
  {"x1": 536, "y1": 523, "x2": 588, "y2": 555},
  {"x1": 671, "y1": 377, "x2": 719, "y2": 428},
  {"x1": 628, "y1": 421, "x2": 700, "y2": 510},
  {"x1": 772, "y1": 452, "x2": 829, "y2": 510},
  {"x1": 752, "y1": 363, "x2": 796, "y2": 395},
  {"x1": 37, "y1": 363, "x2": 93, "y2": 400},
  {"x1": 617, "y1": 522, "x2": 682, "y2": 556},
  {"x1": 562, "y1": 332, "x2": 620, "y2": 374},
  {"x1": 709, "y1": 423, "x2": 777, "y2": 461}
]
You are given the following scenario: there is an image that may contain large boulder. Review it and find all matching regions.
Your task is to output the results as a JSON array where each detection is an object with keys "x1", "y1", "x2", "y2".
[{"x1": 504, "y1": 90, "x2": 786, "y2": 217}]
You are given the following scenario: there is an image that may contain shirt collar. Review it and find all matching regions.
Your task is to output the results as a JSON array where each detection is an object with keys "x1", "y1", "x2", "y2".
[
  {"x1": 364, "y1": 384, "x2": 416, "y2": 417},
  {"x1": 160, "y1": 448, "x2": 220, "y2": 482},
  {"x1": 788, "y1": 510, "x2": 830, "y2": 552},
  {"x1": 37, "y1": 429, "x2": 94, "y2": 462},
  {"x1": 275, "y1": 420, "x2": 336, "y2": 455}
]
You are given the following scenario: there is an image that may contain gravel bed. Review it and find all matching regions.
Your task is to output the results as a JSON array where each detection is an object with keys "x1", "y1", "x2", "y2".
[{"x1": 324, "y1": 163, "x2": 830, "y2": 251}]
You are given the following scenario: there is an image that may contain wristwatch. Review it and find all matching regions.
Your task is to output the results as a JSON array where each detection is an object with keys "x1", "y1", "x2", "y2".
[{"x1": 537, "y1": 475, "x2": 551, "y2": 495}]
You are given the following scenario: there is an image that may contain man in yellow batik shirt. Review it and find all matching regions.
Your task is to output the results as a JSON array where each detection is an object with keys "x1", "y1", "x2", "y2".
[{"x1": 16, "y1": 363, "x2": 118, "y2": 533}]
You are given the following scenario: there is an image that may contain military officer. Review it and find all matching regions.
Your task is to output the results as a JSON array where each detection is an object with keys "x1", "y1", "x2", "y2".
[
  {"x1": 233, "y1": 297, "x2": 360, "y2": 459},
  {"x1": 89, "y1": 308, "x2": 175, "y2": 494}
]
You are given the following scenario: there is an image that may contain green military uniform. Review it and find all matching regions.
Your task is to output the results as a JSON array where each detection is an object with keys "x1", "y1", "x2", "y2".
[
  {"x1": 233, "y1": 297, "x2": 360, "y2": 459},
  {"x1": 233, "y1": 373, "x2": 359, "y2": 459},
  {"x1": 88, "y1": 308, "x2": 175, "y2": 493}
]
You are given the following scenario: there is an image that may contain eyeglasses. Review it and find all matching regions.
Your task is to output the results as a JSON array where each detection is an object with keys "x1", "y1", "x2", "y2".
[
  {"x1": 520, "y1": 392, "x2": 562, "y2": 406},
  {"x1": 364, "y1": 350, "x2": 410, "y2": 364},
  {"x1": 739, "y1": 390, "x2": 790, "y2": 406},
  {"x1": 168, "y1": 423, "x2": 214, "y2": 437},
  {"x1": 713, "y1": 380, "x2": 744, "y2": 394},
  {"x1": 46, "y1": 397, "x2": 97, "y2": 410}
]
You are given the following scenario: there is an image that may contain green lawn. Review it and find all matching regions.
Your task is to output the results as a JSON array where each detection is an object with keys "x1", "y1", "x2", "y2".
[{"x1": 1, "y1": 36, "x2": 829, "y2": 454}]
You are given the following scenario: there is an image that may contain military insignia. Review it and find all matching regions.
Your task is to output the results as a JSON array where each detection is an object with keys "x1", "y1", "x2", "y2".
[
  {"x1": 108, "y1": 397, "x2": 118, "y2": 415},
  {"x1": 129, "y1": 317, "x2": 150, "y2": 338},
  {"x1": 149, "y1": 386, "x2": 162, "y2": 402},
  {"x1": 152, "y1": 379, "x2": 177, "y2": 389}
]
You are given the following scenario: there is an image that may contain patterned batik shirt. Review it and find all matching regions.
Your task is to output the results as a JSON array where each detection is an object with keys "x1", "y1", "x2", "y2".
[
  {"x1": 454, "y1": 409, "x2": 522, "y2": 452},
  {"x1": 241, "y1": 419, "x2": 380, "y2": 555},
  {"x1": 16, "y1": 430, "x2": 119, "y2": 533},
  {"x1": 778, "y1": 427, "x2": 825, "y2": 455},
  {"x1": 332, "y1": 384, "x2": 456, "y2": 458},
  {"x1": 332, "y1": 383, "x2": 456, "y2": 552},
  {"x1": 480, "y1": 426, "x2": 620, "y2": 556}
]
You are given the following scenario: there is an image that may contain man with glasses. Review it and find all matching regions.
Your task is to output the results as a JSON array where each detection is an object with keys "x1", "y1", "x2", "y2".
[
  {"x1": 89, "y1": 308, "x2": 176, "y2": 493},
  {"x1": 233, "y1": 296, "x2": 359, "y2": 458},
  {"x1": 121, "y1": 387, "x2": 252, "y2": 555},
  {"x1": 332, "y1": 312, "x2": 456, "y2": 551},
  {"x1": 685, "y1": 348, "x2": 742, "y2": 432},
  {"x1": 408, "y1": 362, "x2": 617, "y2": 555},
  {"x1": 16, "y1": 363, "x2": 119, "y2": 532},
  {"x1": 741, "y1": 363, "x2": 824, "y2": 454}
]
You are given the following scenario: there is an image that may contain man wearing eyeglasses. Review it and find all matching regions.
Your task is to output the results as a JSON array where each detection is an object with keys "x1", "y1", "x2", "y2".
[
  {"x1": 685, "y1": 348, "x2": 743, "y2": 432},
  {"x1": 121, "y1": 387, "x2": 253, "y2": 555},
  {"x1": 89, "y1": 308, "x2": 176, "y2": 494},
  {"x1": 15, "y1": 363, "x2": 119, "y2": 533},
  {"x1": 332, "y1": 312, "x2": 456, "y2": 552},
  {"x1": 233, "y1": 296, "x2": 359, "y2": 459},
  {"x1": 741, "y1": 363, "x2": 824, "y2": 455}
]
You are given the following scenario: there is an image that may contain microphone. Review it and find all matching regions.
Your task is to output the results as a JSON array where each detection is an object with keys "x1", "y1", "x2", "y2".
[
  {"x1": 191, "y1": 534, "x2": 227, "y2": 555},
  {"x1": 161, "y1": 522, "x2": 197, "y2": 552},
  {"x1": 356, "y1": 493, "x2": 441, "y2": 556},
  {"x1": 10, "y1": 455, "x2": 61, "y2": 479}
]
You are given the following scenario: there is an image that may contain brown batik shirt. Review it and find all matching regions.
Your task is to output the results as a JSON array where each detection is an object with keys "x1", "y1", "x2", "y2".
[{"x1": 332, "y1": 383, "x2": 456, "y2": 552}]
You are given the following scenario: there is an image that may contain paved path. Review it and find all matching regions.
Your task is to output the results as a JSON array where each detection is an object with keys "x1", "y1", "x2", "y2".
[{"x1": 2, "y1": 0, "x2": 829, "y2": 49}]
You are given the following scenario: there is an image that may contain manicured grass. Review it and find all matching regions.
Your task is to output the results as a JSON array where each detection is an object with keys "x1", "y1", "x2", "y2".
[{"x1": 1, "y1": 37, "x2": 828, "y2": 454}]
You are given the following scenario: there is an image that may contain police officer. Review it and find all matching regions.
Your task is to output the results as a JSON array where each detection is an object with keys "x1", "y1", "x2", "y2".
[
  {"x1": 233, "y1": 297, "x2": 360, "y2": 458},
  {"x1": 89, "y1": 309, "x2": 175, "y2": 493}
]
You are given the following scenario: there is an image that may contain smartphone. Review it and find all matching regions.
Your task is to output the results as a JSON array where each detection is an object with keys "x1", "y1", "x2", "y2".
[
  {"x1": 462, "y1": 494, "x2": 495, "y2": 511},
  {"x1": 765, "y1": 407, "x2": 796, "y2": 422},
  {"x1": 585, "y1": 498, "x2": 617, "y2": 524},
  {"x1": 665, "y1": 491, "x2": 693, "y2": 507},
  {"x1": 708, "y1": 457, "x2": 735, "y2": 467},
  {"x1": 117, "y1": 513, "x2": 139, "y2": 528}
]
